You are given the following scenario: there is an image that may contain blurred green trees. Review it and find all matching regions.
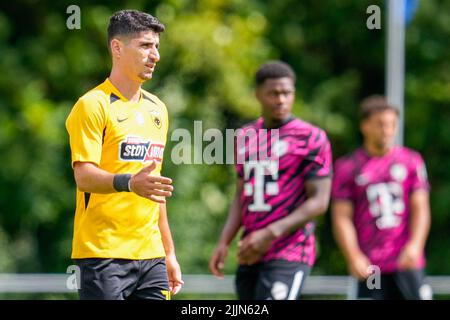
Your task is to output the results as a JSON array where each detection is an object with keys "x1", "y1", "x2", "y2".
[{"x1": 0, "y1": 0, "x2": 448, "y2": 278}]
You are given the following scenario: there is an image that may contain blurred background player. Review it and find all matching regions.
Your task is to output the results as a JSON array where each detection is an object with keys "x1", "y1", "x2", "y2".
[
  {"x1": 65, "y1": 10, "x2": 182, "y2": 300},
  {"x1": 331, "y1": 95, "x2": 432, "y2": 300},
  {"x1": 209, "y1": 61, "x2": 332, "y2": 300}
]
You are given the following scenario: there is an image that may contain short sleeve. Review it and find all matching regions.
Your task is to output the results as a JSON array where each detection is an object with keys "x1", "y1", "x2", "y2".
[
  {"x1": 162, "y1": 102, "x2": 170, "y2": 147},
  {"x1": 409, "y1": 153, "x2": 430, "y2": 192},
  {"x1": 159, "y1": 99, "x2": 170, "y2": 172},
  {"x1": 65, "y1": 96, "x2": 106, "y2": 167},
  {"x1": 234, "y1": 132, "x2": 244, "y2": 178},
  {"x1": 331, "y1": 157, "x2": 354, "y2": 200},
  {"x1": 152, "y1": 93, "x2": 170, "y2": 138},
  {"x1": 304, "y1": 129, "x2": 333, "y2": 180},
  {"x1": 234, "y1": 137, "x2": 245, "y2": 178}
]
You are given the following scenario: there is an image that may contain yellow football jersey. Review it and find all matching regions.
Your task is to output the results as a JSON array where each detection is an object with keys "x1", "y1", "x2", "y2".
[{"x1": 66, "y1": 78, "x2": 169, "y2": 259}]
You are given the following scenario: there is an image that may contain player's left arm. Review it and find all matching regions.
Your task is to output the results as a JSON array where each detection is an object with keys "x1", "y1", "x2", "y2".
[
  {"x1": 398, "y1": 154, "x2": 431, "y2": 270},
  {"x1": 267, "y1": 177, "x2": 332, "y2": 237},
  {"x1": 159, "y1": 203, "x2": 184, "y2": 295},
  {"x1": 398, "y1": 189, "x2": 431, "y2": 270},
  {"x1": 238, "y1": 177, "x2": 331, "y2": 265}
]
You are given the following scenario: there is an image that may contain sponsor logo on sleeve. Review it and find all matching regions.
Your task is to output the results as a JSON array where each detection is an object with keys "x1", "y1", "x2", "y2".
[{"x1": 418, "y1": 164, "x2": 428, "y2": 183}]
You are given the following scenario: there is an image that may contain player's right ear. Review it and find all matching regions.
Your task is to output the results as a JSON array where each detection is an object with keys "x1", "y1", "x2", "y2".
[
  {"x1": 255, "y1": 86, "x2": 263, "y2": 102},
  {"x1": 359, "y1": 120, "x2": 368, "y2": 136},
  {"x1": 110, "y1": 38, "x2": 122, "y2": 59}
]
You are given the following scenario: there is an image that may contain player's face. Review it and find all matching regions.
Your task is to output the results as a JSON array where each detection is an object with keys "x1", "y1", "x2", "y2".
[
  {"x1": 361, "y1": 110, "x2": 398, "y2": 150},
  {"x1": 256, "y1": 77, "x2": 295, "y2": 123},
  {"x1": 120, "y1": 30, "x2": 160, "y2": 83}
]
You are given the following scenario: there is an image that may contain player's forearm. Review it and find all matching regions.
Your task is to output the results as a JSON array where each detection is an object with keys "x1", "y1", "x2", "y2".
[
  {"x1": 74, "y1": 162, "x2": 116, "y2": 194},
  {"x1": 408, "y1": 190, "x2": 431, "y2": 250},
  {"x1": 266, "y1": 195, "x2": 328, "y2": 238},
  {"x1": 218, "y1": 195, "x2": 242, "y2": 246},
  {"x1": 408, "y1": 217, "x2": 430, "y2": 250},
  {"x1": 267, "y1": 178, "x2": 331, "y2": 238},
  {"x1": 159, "y1": 203, "x2": 176, "y2": 257},
  {"x1": 333, "y1": 216, "x2": 365, "y2": 262},
  {"x1": 218, "y1": 179, "x2": 244, "y2": 246}
]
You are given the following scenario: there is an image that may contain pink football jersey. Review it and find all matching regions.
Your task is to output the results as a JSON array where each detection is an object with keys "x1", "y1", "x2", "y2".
[
  {"x1": 332, "y1": 146, "x2": 429, "y2": 273},
  {"x1": 235, "y1": 117, "x2": 332, "y2": 265}
]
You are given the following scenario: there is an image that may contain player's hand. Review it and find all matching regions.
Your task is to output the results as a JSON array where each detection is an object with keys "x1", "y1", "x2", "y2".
[
  {"x1": 237, "y1": 228, "x2": 275, "y2": 266},
  {"x1": 166, "y1": 253, "x2": 184, "y2": 295},
  {"x1": 129, "y1": 161, "x2": 173, "y2": 203},
  {"x1": 397, "y1": 242, "x2": 422, "y2": 270},
  {"x1": 209, "y1": 243, "x2": 229, "y2": 279},
  {"x1": 348, "y1": 252, "x2": 372, "y2": 280}
]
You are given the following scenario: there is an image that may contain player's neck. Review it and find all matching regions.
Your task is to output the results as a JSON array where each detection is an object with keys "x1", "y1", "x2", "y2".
[
  {"x1": 363, "y1": 142, "x2": 393, "y2": 157},
  {"x1": 263, "y1": 115, "x2": 294, "y2": 129},
  {"x1": 108, "y1": 70, "x2": 142, "y2": 102}
]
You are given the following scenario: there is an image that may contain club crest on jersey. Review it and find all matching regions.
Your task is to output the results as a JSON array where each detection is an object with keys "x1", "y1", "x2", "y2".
[
  {"x1": 119, "y1": 136, "x2": 164, "y2": 163},
  {"x1": 149, "y1": 110, "x2": 162, "y2": 129},
  {"x1": 152, "y1": 115, "x2": 162, "y2": 129},
  {"x1": 355, "y1": 173, "x2": 370, "y2": 186},
  {"x1": 390, "y1": 163, "x2": 407, "y2": 182}
]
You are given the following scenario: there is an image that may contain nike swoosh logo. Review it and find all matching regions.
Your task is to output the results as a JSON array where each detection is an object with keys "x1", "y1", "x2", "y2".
[{"x1": 117, "y1": 117, "x2": 128, "y2": 123}]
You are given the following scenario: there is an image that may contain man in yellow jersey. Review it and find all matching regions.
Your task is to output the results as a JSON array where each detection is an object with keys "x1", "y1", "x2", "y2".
[{"x1": 65, "y1": 9, "x2": 182, "y2": 300}]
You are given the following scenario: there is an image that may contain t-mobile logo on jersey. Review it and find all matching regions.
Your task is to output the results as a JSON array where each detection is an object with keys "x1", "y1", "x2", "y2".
[
  {"x1": 366, "y1": 182, "x2": 404, "y2": 229},
  {"x1": 244, "y1": 160, "x2": 279, "y2": 212}
]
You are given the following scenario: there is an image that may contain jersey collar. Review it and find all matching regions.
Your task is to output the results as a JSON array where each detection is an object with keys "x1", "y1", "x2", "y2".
[{"x1": 104, "y1": 78, "x2": 143, "y2": 103}]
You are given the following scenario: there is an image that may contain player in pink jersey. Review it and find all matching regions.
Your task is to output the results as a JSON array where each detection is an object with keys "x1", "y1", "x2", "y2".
[
  {"x1": 209, "y1": 61, "x2": 332, "y2": 300},
  {"x1": 332, "y1": 95, "x2": 432, "y2": 300}
]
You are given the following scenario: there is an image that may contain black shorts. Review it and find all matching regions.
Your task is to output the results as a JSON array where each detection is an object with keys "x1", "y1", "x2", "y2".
[
  {"x1": 74, "y1": 257, "x2": 170, "y2": 300},
  {"x1": 354, "y1": 269, "x2": 432, "y2": 300},
  {"x1": 235, "y1": 260, "x2": 311, "y2": 300}
]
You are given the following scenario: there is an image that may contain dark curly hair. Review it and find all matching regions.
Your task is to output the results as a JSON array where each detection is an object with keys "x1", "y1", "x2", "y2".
[
  {"x1": 107, "y1": 10, "x2": 165, "y2": 47},
  {"x1": 255, "y1": 61, "x2": 296, "y2": 87},
  {"x1": 360, "y1": 95, "x2": 399, "y2": 121}
]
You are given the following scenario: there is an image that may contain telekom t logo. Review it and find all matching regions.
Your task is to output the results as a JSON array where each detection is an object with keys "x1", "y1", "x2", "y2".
[
  {"x1": 244, "y1": 160, "x2": 279, "y2": 212},
  {"x1": 366, "y1": 182, "x2": 404, "y2": 229}
]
